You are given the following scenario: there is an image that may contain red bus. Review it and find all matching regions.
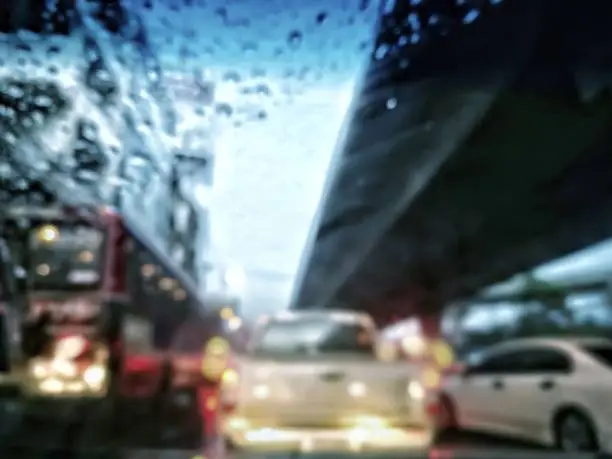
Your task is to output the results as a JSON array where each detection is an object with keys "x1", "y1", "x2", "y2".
[{"x1": 0, "y1": 204, "x2": 229, "y2": 450}]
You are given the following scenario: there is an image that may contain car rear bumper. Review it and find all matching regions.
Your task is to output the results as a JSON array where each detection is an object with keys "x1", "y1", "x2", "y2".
[{"x1": 223, "y1": 419, "x2": 434, "y2": 452}]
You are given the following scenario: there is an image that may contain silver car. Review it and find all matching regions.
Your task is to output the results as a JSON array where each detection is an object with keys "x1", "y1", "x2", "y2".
[{"x1": 220, "y1": 310, "x2": 435, "y2": 452}]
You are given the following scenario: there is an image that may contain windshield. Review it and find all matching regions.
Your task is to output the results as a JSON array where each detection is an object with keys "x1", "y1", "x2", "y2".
[
  {"x1": 1, "y1": 0, "x2": 612, "y2": 455},
  {"x1": 28, "y1": 223, "x2": 104, "y2": 290},
  {"x1": 252, "y1": 318, "x2": 375, "y2": 357}
]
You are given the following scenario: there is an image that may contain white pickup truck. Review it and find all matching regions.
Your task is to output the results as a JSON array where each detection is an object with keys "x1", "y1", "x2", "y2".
[{"x1": 220, "y1": 309, "x2": 435, "y2": 452}]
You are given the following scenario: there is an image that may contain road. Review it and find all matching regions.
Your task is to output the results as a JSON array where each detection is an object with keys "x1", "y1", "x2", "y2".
[
  {"x1": 0, "y1": 409, "x2": 598, "y2": 459},
  {"x1": 0, "y1": 436, "x2": 599, "y2": 459},
  {"x1": 435, "y1": 430, "x2": 544, "y2": 450}
]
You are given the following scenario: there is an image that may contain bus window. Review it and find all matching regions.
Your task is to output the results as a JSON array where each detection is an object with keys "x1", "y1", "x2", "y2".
[{"x1": 28, "y1": 222, "x2": 105, "y2": 290}]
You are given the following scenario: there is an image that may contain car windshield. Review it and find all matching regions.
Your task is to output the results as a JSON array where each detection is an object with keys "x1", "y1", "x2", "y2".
[{"x1": 252, "y1": 318, "x2": 374, "y2": 356}]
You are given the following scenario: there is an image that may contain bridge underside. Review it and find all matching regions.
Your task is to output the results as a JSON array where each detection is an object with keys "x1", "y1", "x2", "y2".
[{"x1": 293, "y1": 0, "x2": 612, "y2": 319}]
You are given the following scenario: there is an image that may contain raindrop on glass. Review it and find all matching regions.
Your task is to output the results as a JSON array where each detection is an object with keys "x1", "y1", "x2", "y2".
[
  {"x1": 374, "y1": 43, "x2": 389, "y2": 60},
  {"x1": 463, "y1": 9, "x2": 480, "y2": 24},
  {"x1": 287, "y1": 30, "x2": 303, "y2": 49}
]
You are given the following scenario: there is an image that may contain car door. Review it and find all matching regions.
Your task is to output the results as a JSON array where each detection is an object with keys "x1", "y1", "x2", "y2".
[
  {"x1": 463, "y1": 349, "x2": 527, "y2": 434},
  {"x1": 452, "y1": 350, "x2": 516, "y2": 430},
  {"x1": 499, "y1": 347, "x2": 570, "y2": 441}
]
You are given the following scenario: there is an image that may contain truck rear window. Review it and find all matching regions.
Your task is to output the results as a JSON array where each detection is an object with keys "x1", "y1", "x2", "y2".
[{"x1": 252, "y1": 318, "x2": 374, "y2": 357}]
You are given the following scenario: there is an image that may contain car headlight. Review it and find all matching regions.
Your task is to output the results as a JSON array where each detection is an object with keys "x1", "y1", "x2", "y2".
[
  {"x1": 408, "y1": 380, "x2": 425, "y2": 400},
  {"x1": 83, "y1": 365, "x2": 106, "y2": 388}
]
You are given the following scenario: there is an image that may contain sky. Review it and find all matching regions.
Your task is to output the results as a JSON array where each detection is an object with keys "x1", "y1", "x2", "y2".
[{"x1": 136, "y1": 0, "x2": 381, "y2": 315}]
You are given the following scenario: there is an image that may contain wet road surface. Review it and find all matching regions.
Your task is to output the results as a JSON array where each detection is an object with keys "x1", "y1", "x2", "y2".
[
  {"x1": 435, "y1": 430, "x2": 544, "y2": 450},
  {"x1": 0, "y1": 411, "x2": 597, "y2": 459}
]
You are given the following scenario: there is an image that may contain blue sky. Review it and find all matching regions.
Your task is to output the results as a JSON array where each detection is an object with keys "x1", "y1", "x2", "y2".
[{"x1": 138, "y1": 0, "x2": 378, "y2": 80}]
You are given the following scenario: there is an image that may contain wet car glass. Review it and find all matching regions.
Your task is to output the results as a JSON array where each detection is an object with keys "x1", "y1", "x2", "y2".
[{"x1": 253, "y1": 318, "x2": 375, "y2": 356}]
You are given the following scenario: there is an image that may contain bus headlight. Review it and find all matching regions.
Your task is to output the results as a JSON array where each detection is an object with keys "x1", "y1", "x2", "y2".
[
  {"x1": 40, "y1": 378, "x2": 64, "y2": 394},
  {"x1": 51, "y1": 359, "x2": 77, "y2": 378},
  {"x1": 30, "y1": 361, "x2": 48, "y2": 379},
  {"x1": 83, "y1": 365, "x2": 106, "y2": 388}
]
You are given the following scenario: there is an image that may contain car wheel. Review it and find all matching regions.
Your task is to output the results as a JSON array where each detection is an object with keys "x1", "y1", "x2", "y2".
[{"x1": 554, "y1": 410, "x2": 599, "y2": 452}]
